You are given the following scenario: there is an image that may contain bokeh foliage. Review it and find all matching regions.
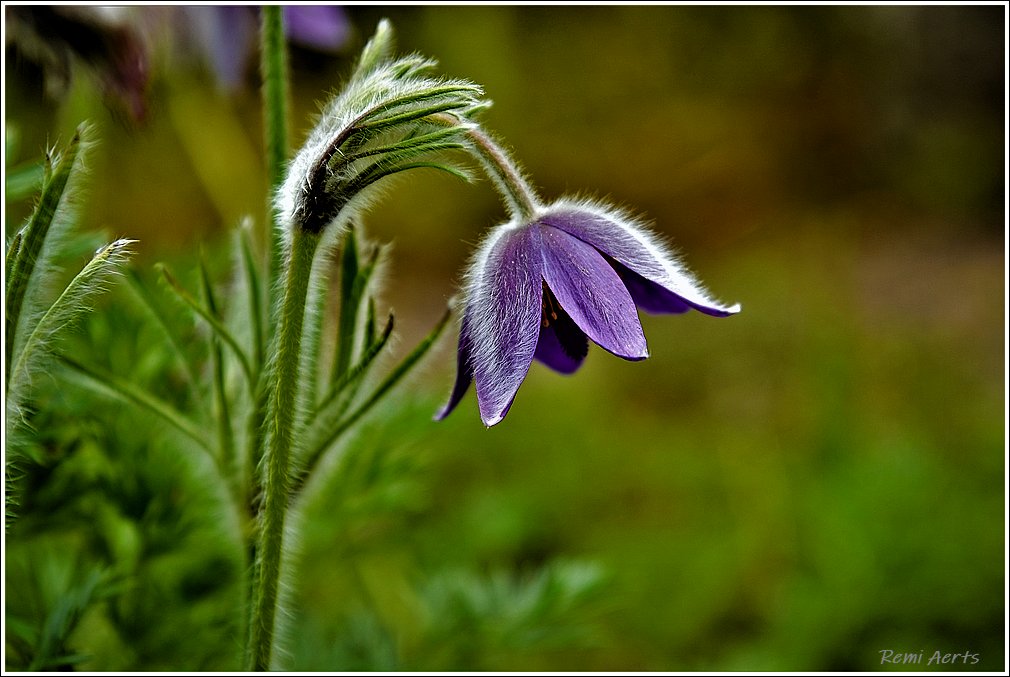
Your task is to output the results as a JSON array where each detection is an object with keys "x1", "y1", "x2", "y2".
[{"x1": 4, "y1": 5, "x2": 1004, "y2": 671}]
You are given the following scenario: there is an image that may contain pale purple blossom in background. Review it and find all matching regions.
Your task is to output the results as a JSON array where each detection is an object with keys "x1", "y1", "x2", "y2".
[
  {"x1": 3, "y1": 5, "x2": 353, "y2": 118},
  {"x1": 283, "y1": 5, "x2": 352, "y2": 53},
  {"x1": 179, "y1": 5, "x2": 351, "y2": 90},
  {"x1": 438, "y1": 199, "x2": 740, "y2": 427}
]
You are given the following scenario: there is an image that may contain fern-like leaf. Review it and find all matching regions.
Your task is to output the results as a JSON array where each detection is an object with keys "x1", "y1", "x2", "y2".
[{"x1": 8, "y1": 239, "x2": 137, "y2": 419}]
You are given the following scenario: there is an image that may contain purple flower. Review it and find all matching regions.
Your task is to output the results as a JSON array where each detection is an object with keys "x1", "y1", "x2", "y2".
[
  {"x1": 283, "y1": 5, "x2": 351, "y2": 53},
  {"x1": 177, "y1": 6, "x2": 350, "y2": 90},
  {"x1": 437, "y1": 198, "x2": 740, "y2": 427}
]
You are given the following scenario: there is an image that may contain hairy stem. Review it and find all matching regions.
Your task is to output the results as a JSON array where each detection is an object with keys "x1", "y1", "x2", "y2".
[
  {"x1": 466, "y1": 127, "x2": 541, "y2": 220},
  {"x1": 430, "y1": 114, "x2": 541, "y2": 220},
  {"x1": 261, "y1": 5, "x2": 290, "y2": 309},
  {"x1": 247, "y1": 228, "x2": 319, "y2": 671}
]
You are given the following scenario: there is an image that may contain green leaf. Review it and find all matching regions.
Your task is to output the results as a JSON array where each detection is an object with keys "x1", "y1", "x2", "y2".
[
  {"x1": 158, "y1": 263, "x2": 256, "y2": 389},
  {"x1": 125, "y1": 269, "x2": 203, "y2": 396},
  {"x1": 340, "y1": 126, "x2": 471, "y2": 164},
  {"x1": 301, "y1": 232, "x2": 337, "y2": 410},
  {"x1": 418, "y1": 560, "x2": 609, "y2": 667},
  {"x1": 239, "y1": 223, "x2": 265, "y2": 369},
  {"x1": 6, "y1": 230, "x2": 23, "y2": 296},
  {"x1": 298, "y1": 309, "x2": 450, "y2": 491},
  {"x1": 299, "y1": 313, "x2": 395, "y2": 491},
  {"x1": 353, "y1": 18, "x2": 396, "y2": 79},
  {"x1": 60, "y1": 355, "x2": 212, "y2": 454},
  {"x1": 355, "y1": 100, "x2": 478, "y2": 134},
  {"x1": 316, "y1": 312, "x2": 395, "y2": 420},
  {"x1": 330, "y1": 237, "x2": 387, "y2": 387},
  {"x1": 29, "y1": 565, "x2": 106, "y2": 672},
  {"x1": 9, "y1": 239, "x2": 136, "y2": 400},
  {"x1": 5, "y1": 124, "x2": 89, "y2": 392},
  {"x1": 363, "y1": 297, "x2": 377, "y2": 352},
  {"x1": 349, "y1": 161, "x2": 474, "y2": 198},
  {"x1": 331, "y1": 227, "x2": 361, "y2": 383},
  {"x1": 357, "y1": 84, "x2": 483, "y2": 123},
  {"x1": 199, "y1": 252, "x2": 236, "y2": 472}
]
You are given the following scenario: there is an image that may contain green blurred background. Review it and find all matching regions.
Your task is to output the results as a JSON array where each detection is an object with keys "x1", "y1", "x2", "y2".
[{"x1": 5, "y1": 5, "x2": 1004, "y2": 671}]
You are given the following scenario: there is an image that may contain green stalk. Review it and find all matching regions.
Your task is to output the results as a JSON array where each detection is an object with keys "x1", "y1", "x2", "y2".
[
  {"x1": 464, "y1": 127, "x2": 540, "y2": 221},
  {"x1": 261, "y1": 5, "x2": 290, "y2": 302},
  {"x1": 245, "y1": 13, "x2": 290, "y2": 656},
  {"x1": 247, "y1": 228, "x2": 319, "y2": 671},
  {"x1": 430, "y1": 114, "x2": 541, "y2": 221}
]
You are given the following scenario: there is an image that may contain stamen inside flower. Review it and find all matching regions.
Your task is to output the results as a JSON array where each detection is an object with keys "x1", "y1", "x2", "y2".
[
  {"x1": 541, "y1": 281, "x2": 559, "y2": 327},
  {"x1": 540, "y1": 282, "x2": 588, "y2": 363}
]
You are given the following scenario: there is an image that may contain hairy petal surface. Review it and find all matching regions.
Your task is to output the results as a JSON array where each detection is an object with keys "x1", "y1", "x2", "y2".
[
  {"x1": 538, "y1": 225, "x2": 647, "y2": 361},
  {"x1": 609, "y1": 257, "x2": 693, "y2": 314},
  {"x1": 465, "y1": 225, "x2": 544, "y2": 426},
  {"x1": 540, "y1": 199, "x2": 740, "y2": 317}
]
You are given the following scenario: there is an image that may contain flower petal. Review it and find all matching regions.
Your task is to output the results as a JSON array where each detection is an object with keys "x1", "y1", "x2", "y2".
[
  {"x1": 538, "y1": 225, "x2": 648, "y2": 361},
  {"x1": 540, "y1": 201, "x2": 740, "y2": 317},
  {"x1": 609, "y1": 257, "x2": 693, "y2": 314},
  {"x1": 434, "y1": 310, "x2": 474, "y2": 421},
  {"x1": 534, "y1": 290, "x2": 589, "y2": 374},
  {"x1": 467, "y1": 225, "x2": 544, "y2": 426}
]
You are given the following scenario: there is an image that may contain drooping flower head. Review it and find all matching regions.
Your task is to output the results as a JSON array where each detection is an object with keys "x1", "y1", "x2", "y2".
[{"x1": 437, "y1": 197, "x2": 740, "y2": 427}]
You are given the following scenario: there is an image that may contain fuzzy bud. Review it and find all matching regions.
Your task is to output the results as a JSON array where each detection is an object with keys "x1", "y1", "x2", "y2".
[{"x1": 275, "y1": 19, "x2": 485, "y2": 236}]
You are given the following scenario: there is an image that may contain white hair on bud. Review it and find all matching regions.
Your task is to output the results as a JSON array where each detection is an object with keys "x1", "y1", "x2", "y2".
[{"x1": 274, "y1": 54, "x2": 482, "y2": 240}]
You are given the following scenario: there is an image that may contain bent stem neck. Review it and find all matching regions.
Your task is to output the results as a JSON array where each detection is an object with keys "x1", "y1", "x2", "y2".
[{"x1": 432, "y1": 114, "x2": 541, "y2": 221}]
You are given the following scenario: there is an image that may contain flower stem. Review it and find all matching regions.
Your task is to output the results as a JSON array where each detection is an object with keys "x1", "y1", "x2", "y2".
[
  {"x1": 247, "y1": 227, "x2": 319, "y2": 671},
  {"x1": 430, "y1": 114, "x2": 541, "y2": 221},
  {"x1": 466, "y1": 127, "x2": 542, "y2": 221},
  {"x1": 261, "y1": 5, "x2": 290, "y2": 306}
]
